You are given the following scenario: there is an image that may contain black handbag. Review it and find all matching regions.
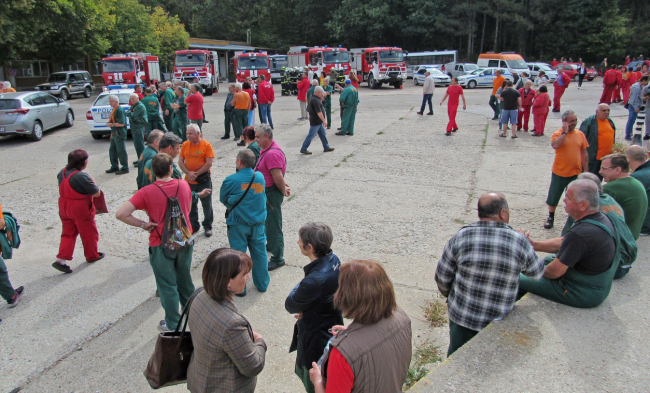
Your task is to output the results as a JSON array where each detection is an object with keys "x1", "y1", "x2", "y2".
[
  {"x1": 195, "y1": 171, "x2": 211, "y2": 184},
  {"x1": 225, "y1": 174, "x2": 256, "y2": 219},
  {"x1": 144, "y1": 288, "x2": 203, "y2": 389}
]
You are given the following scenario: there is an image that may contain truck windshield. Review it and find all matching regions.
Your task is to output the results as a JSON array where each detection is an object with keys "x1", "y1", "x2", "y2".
[
  {"x1": 379, "y1": 50, "x2": 403, "y2": 62},
  {"x1": 103, "y1": 60, "x2": 134, "y2": 73},
  {"x1": 323, "y1": 51, "x2": 349, "y2": 64},
  {"x1": 506, "y1": 59, "x2": 528, "y2": 70},
  {"x1": 175, "y1": 53, "x2": 205, "y2": 66},
  {"x1": 271, "y1": 58, "x2": 288, "y2": 71},
  {"x1": 47, "y1": 74, "x2": 68, "y2": 83},
  {"x1": 238, "y1": 56, "x2": 269, "y2": 70}
]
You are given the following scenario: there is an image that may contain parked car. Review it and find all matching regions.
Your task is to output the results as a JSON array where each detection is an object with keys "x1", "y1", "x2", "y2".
[
  {"x1": 449, "y1": 63, "x2": 479, "y2": 79},
  {"x1": 627, "y1": 60, "x2": 646, "y2": 71},
  {"x1": 86, "y1": 86, "x2": 133, "y2": 139},
  {"x1": 526, "y1": 62, "x2": 557, "y2": 82},
  {"x1": 0, "y1": 91, "x2": 74, "y2": 141},
  {"x1": 457, "y1": 68, "x2": 513, "y2": 89},
  {"x1": 413, "y1": 67, "x2": 451, "y2": 86},
  {"x1": 36, "y1": 71, "x2": 95, "y2": 100}
]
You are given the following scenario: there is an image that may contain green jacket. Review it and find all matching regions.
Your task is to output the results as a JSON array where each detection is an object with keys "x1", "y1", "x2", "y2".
[
  {"x1": 162, "y1": 88, "x2": 176, "y2": 112},
  {"x1": 323, "y1": 85, "x2": 333, "y2": 106},
  {"x1": 224, "y1": 92, "x2": 234, "y2": 112},
  {"x1": 137, "y1": 146, "x2": 158, "y2": 189},
  {"x1": 0, "y1": 211, "x2": 20, "y2": 259},
  {"x1": 126, "y1": 101, "x2": 148, "y2": 128},
  {"x1": 340, "y1": 85, "x2": 359, "y2": 108},
  {"x1": 631, "y1": 160, "x2": 650, "y2": 234},
  {"x1": 172, "y1": 93, "x2": 187, "y2": 120},
  {"x1": 110, "y1": 105, "x2": 127, "y2": 139},
  {"x1": 579, "y1": 114, "x2": 616, "y2": 174},
  {"x1": 140, "y1": 95, "x2": 161, "y2": 118},
  {"x1": 142, "y1": 161, "x2": 184, "y2": 188},
  {"x1": 306, "y1": 86, "x2": 316, "y2": 102}
]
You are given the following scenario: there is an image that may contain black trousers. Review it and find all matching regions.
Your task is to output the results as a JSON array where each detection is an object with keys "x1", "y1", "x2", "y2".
[{"x1": 578, "y1": 74, "x2": 585, "y2": 87}]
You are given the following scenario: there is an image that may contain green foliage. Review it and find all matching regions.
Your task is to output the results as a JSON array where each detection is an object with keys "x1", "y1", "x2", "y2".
[{"x1": 150, "y1": 6, "x2": 189, "y2": 61}]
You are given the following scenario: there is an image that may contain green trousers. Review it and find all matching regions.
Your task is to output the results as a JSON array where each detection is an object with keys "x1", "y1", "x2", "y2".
[
  {"x1": 295, "y1": 365, "x2": 315, "y2": 393},
  {"x1": 163, "y1": 113, "x2": 173, "y2": 133},
  {"x1": 131, "y1": 125, "x2": 145, "y2": 162},
  {"x1": 232, "y1": 109, "x2": 249, "y2": 138},
  {"x1": 340, "y1": 105, "x2": 357, "y2": 135},
  {"x1": 224, "y1": 111, "x2": 233, "y2": 137},
  {"x1": 324, "y1": 104, "x2": 331, "y2": 127},
  {"x1": 0, "y1": 256, "x2": 16, "y2": 302},
  {"x1": 189, "y1": 181, "x2": 213, "y2": 232},
  {"x1": 109, "y1": 136, "x2": 129, "y2": 170},
  {"x1": 228, "y1": 224, "x2": 269, "y2": 291},
  {"x1": 265, "y1": 185, "x2": 285, "y2": 265},
  {"x1": 172, "y1": 115, "x2": 188, "y2": 142},
  {"x1": 149, "y1": 244, "x2": 195, "y2": 330},
  {"x1": 448, "y1": 320, "x2": 479, "y2": 357},
  {"x1": 146, "y1": 116, "x2": 167, "y2": 137},
  {"x1": 489, "y1": 95, "x2": 500, "y2": 118}
]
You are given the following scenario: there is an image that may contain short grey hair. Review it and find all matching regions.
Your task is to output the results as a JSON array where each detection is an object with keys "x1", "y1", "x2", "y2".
[
  {"x1": 3, "y1": 81, "x2": 11, "y2": 88},
  {"x1": 311, "y1": 79, "x2": 319, "y2": 86},
  {"x1": 159, "y1": 133, "x2": 182, "y2": 150},
  {"x1": 577, "y1": 172, "x2": 603, "y2": 193},
  {"x1": 186, "y1": 123, "x2": 201, "y2": 134},
  {"x1": 298, "y1": 222, "x2": 333, "y2": 258},
  {"x1": 237, "y1": 149, "x2": 256, "y2": 168},
  {"x1": 129, "y1": 93, "x2": 139, "y2": 101},
  {"x1": 255, "y1": 124, "x2": 273, "y2": 139},
  {"x1": 192, "y1": 83, "x2": 201, "y2": 92},
  {"x1": 568, "y1": 179, "x2": 599, "y2": 210},
  {"x1": 165, "y1": 81, "x2": 172, "y2": 87},
  {"x1": 175, "y1": 86, "x2": 185, "y2": 94},
  {"x1": 561, "y1": 110, "x2": 576, "y2": 121},
  {"x1": 234, "y1": 82, "x2": 242, "y2": 90},
  {"x1": 146, "y1": 129, "x2": 164, "y2": 145},
  {"x1": 314, "y1": 86, "x2": 324, "y2": 94},
  {"x1": 108, "y1": 94, "x2": 119, "y2": 102},
  {"x1": 229, "y1": 83, "x2": 236, "y2": 89}
]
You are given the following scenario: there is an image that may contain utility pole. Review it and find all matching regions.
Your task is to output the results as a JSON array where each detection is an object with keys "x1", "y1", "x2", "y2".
[{"x1": 247, "y1": 29, "x2": 251, "y2": 44}]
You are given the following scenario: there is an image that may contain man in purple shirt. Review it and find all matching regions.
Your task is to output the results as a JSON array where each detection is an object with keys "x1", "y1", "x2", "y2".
[{"x1": 254, "y1": 124, "x2": 290, "y2": 270}]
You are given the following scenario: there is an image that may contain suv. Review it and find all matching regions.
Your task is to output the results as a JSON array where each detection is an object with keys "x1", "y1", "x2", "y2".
[
  {"x1": 36, "y1": 71, "x2": 95, "y2": 100},
  {"x1": 449, "y1": 63, "x2": 479, "y2": 78}
]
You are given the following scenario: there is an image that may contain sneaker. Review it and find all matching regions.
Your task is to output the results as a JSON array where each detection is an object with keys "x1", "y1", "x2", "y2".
[
  {"x1": 491, "y1": 116, "x2": 499, "y2": 120},
  {"x1": 426, "y1": 112, "x2": 433, "y2": 115},
  {"x1": 203, "y1": 120, "x2": 209, "y2": 123},
  {"x1": 324, "y1": 147, "x2": 335, "y2": 152},
  {"x1": 552, "y1": 109, "x2": 560, "y2": 112},
  {"x1": 105, "y1": 168, "x2": 118, "y2": 173},
  {"x1": 452, "y1": 129, "x2": 458, "y2": 132},
  {"x1": 221, "y1": 135, "x2": 230, "y2": 140},
  {"x1": 337, "y1": 127, "x2": 341, "y2": 131},
  {"x1": 87, "y1": 252, "x2": 105, "y2": 263},
  {"x1": 132, "y1": 160, "x2": 139, "y2": 166},
  {"x1": 416, "y1": 112, "x2": 423, "y2": 115},
  {"x1": 233, "y1": 138, "x2": 240, "y2": 142},
  {"x1": 300, "y1": 150, "x2": 312, "y2": 155},
  {"x1": 8, "y1": 286, "x2": 24, "y2": 308},
  {"x1": 115, "y1": 169, "x2": 129, "y2": 175},
  {"x1": 335, "y1": 132, "x2": 345, "y2": 136},
  {"x1": 268, "y1": 261, "x2": 285, "y2": 271},
  {"x1": 158, "y1": 320, "x2": 170, "y2": 332},
  {"x1": 297, "y1": 117, "x2": 305, "y2": 120},
  {"x1": 544, "y1": 216, "x2": 554, "y2": 229},
  {"x1": 237, "y1": 141, "x2": 246, "y2": 146},
  {"x1": 446, "y1": 132, "x2": 452, "y2": 136},
  {"x1": 52, "y1": 262, "x2": 73, "y2": 274},
  {"x1": 327, "y1": 126, "x2": 331, "y2": 130},
  {"x1": 205, "y1": 229, "x2": 213, "y2": 237}
]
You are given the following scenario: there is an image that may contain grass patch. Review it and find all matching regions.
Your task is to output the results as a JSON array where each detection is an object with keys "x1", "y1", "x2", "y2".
[
  {"x1": 287, "y1": 195, "x2": 296, "y2": 202},
  {"x1": 321, "y1": 171, "x2": 329, "y2": 177},
  {"x1": 452, "y1": 218, "x2": 466, "y2": 225},
  {"x1": 612, "y1": 141, "x2": 628, "y2": 154},
  {"x1": 46, "y1": 226, "x2": 53, "y2": 230},
  {"x1": 410, "y1": 106, "x2": 415, "y2": 110},
  {"x1": 363, "y1": 142, "x2": 370, "y2": 145},
  {"x1": 403, "y1": 341, "x2": 443, "y2": 390},
  {"x1": 423, "y1": 298, "x2": 448, "y2": 327},
  {"x1": 403, "y1": 366, "x2": 428, "y2": 390},
  {"x1": 481, "y1": 123, "x2": 489, "y2": 151},
  {"x1": 335, "y1": 163, "x2": 341, "y2": 167},
  {"x1": 22, "y1": 221, "x2": 32, "y2": 226},
  {"x1": 399, "y1": 117, "x2": 404, "y2": 120},
  {"x1": 217, "y1": 156, "x2": 224, "y2": 160},
  {"x1": 377, "y1": 131, "x2": 384, "y2": 135}
]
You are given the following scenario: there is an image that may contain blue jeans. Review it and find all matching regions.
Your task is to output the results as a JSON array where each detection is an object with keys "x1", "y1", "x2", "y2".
[
  {"x1": 625, "y1": 106, "x2": 639, "y2": 139},
  {"x1": 420, "y1": 94, "x2": 433, "y2": 113},
  {"x1": 301, "y1": 124, "x2": 330, "y2": 151},
  {"x1": 260, "y1": 103, "x2": 273, "y2": 128}
]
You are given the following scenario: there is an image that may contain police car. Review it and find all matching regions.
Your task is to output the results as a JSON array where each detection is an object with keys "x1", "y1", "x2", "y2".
[
  {"x1": 86, "y1": 85, "x2": 136, "y2": 139},
  {"x1": 456, "y1": 67, "x2": 514, "y2": 89}
]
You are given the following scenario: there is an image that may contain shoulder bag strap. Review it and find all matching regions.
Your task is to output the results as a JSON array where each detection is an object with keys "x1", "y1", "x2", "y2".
[
  {"x1": 176, "y1": 287, "x2": 205, "y2": 334},
  {"x1": 152, "y1": 182, "x2": 170, "y2": 239},
  {"x1": 226, "y1": 173, "x2": 256, "y2": 216},
  {"x1": 580, "y1": 218, "x2": 615, "y2": 239},
  {"x1": 254, "y1": 147, "x2": 286, "y2": 171}
]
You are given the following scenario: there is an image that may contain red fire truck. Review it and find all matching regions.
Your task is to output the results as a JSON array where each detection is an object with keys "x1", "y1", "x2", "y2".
[
  {"x1": 233, "y1": 51, "x2": 271, "y2": 82},
  {"x1": 350, "y1": 47, "x2": 406, "y2": 89},
  {"x1": 287, "y1": 46, "x2": 350, "y2": 78},
  {"x1": 173, "y1": 50, "x2": 220, "y2": 95},
  {"x1": 102, "y1": 53, "x2": 161, "y2": 86}
]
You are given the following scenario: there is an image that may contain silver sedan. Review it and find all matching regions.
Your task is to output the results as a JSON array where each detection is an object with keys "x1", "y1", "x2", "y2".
[
  {"x1": 0, "y1": 91, "x2": 74, "y2": 141},
  {"x1": 413, "y1": 68, "x2": 451, "y2": 86}
]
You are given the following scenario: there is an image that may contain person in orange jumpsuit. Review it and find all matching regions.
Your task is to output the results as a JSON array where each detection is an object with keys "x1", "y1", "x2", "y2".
[
  {"x1": 612, "y1": 65, "x2": 624, "y2": 103},
  {"x1": 622, "y1": 66, "x2": 637, "y2": 105},
  {"x1": 552, "y1": 68, "x2": 571, "y2": 112},
  {"x1": 532, "y1": 85, "x2": 551, "y2": 136},
  {"x1": 52, "y1": 150, "x2": 104, "y2": 274},
  {"x1": 600, "y1": 65, "x2": 619, "y2": 104},
  {"x1": 517, "y1": 80, "x2": 535, "y2": 131},
  {"x1": 440, "y1": 77, "x2": 466, "y2": 135}
]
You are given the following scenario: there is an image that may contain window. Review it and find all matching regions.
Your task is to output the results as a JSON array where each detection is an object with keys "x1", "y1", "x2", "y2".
[
  {"x1": 370, "y1": 52, "x2": 378, "y2": 64},
  {"x1": 458, "y1": 65, "x2": 464, "y2": 71},
  {"x1": 13, "y1": 60, "x2": 50, "y2": 77},
  {"x1": 82, "y1": 72, "x2": 92, "y2": 81},
  {"x1": 93, "y1": 61, "x2": 102, "y2": 76},
  {"x1": 68, "y1": 74, "x2": 77, "y2": 82},
  {"x1": 487, "y1": 60, "x2": 499, "y2": 67},
  {"x1": 40, "y1": 94, "x2": 59, "y2": 104},
  {"x1": 500, "y1": 60, "x2": 508, "y2": 68},
  {"x1": 314, "y1": 52, "x2": 322, "y2": 65},
  {"x1": 0, "y1": 99, "x2": 20, "y2": 110},
  {"x1": 365, "y1": 52, "x2": 370, "y2": 63},
  {"x1": 483, "y1": 69, "x2": 493, "y2": 75},
  {"x1": 54, "y1": 62, "x2": 85, "y2": 72},
  {"x1": 26, "y1": 93, "x2": 44, "y2": 106}
]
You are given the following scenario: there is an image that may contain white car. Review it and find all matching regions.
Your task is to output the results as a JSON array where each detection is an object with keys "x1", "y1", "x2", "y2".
[
  {"x1": 527, "y1": 63, "x2": 557, "y2": 82},
  {"x1": 457, "y1": 68, "x2": 514, "y2": 89},
  {"x1": 86, "y1": 86, "x2": 134, "y2": 140},
  {"x1": 413, "y1": 67, "x2": 451, "y2": 86}
]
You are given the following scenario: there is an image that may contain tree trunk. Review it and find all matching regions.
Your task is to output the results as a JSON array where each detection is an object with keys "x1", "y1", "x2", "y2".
[
  {"x1": 480, "y1": 12, "x2": 486, "y2": 54},
  {"x1": 493, "y1": 15, "x2": 499, "y2": 52}
]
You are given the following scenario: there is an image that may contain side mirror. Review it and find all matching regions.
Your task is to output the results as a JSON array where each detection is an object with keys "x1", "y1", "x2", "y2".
[{"x1": 58, "y1": 98, "x2": 64, "y2": 103}]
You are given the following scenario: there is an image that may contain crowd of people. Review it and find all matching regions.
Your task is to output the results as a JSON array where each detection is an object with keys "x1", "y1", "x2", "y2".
[{"x1": 2, "y1": 54, "x2": 650, "y2": 392}]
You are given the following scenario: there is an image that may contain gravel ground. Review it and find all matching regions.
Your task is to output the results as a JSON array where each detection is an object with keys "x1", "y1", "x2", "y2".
[{"x1": 0, "y1": 78, "x2": 636, "y2": 392}]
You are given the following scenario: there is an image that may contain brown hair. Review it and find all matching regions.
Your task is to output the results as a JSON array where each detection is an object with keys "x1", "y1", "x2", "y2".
[
  {"x1": 202, "y1": 248, "x2": 252, "y2": 302},
  {"x1": 602, "y1": 153, "x2": 630, "y2": 172},
  {"x1": 66, "y1": 149, "x2": 89, "y2": 170},
  {"x1": 151, "y1": 153, "x2": 173, "y2": 178},
  {"x1": 334, "y1": 260, "x2": 396, "y2": 325},
  {"x1": 242, "y1": 126, "x2": 256, "y2": 141}
]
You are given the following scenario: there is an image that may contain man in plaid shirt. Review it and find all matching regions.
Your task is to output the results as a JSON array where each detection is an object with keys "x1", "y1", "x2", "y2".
[{"x1": 436, "y1": 193, "x2": 544, "y2": 356}]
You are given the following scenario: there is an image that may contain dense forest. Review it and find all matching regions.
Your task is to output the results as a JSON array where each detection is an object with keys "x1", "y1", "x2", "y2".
[{"x1": 1, "y1": 0, "x2": 648, "y2": 64}]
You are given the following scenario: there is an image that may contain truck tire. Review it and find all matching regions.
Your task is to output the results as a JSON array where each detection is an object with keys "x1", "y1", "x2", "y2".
[
  {"x1": 368, "y1": 74, "x2": 379, "y2": 89},
  {"x1": 92, "y1": 133, "x2": 103, "y2": 140},
  {"x1": 205, "y1": 87, "x2": 213, "y2": 96},
  {"x1": 394, "y1": 81, "x2": 402, "y2": 89}
]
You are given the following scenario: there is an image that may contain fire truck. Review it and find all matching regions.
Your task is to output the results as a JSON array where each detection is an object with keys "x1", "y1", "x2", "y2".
[
  {"x1": 173, "y1": 50, "x2": 220, "y2": 95},
  {"x1": 102, "y1": 53, "x2": 161, "y2": 86},
  {"x1": 233, "y1": 51, "x2": 271, "y2": 82},
  {"x1": 350, "y1": 47, "x2": 406, "y2": 89},
  {"x1": 287, "y1": 46, "x2": 350, "y2": 79}
]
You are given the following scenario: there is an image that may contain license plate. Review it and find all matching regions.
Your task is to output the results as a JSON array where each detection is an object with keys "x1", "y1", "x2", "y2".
[
  {"x1": 101, "y1": 113, "x2": 109, "y2": 119},
  {"x1": 0, "y1": 127, "x2": 5, "y2": 132}
]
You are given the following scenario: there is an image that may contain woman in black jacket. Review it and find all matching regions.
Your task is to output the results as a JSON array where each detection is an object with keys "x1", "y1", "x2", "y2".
[{"x1": 285, "y1": 222, "x2": 343, "y2": 393}]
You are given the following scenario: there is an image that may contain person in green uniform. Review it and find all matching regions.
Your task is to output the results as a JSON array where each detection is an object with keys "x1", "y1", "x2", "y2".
[
  {"x1": 105, "y1": 95, "x2": 129, "y2": 174},
  {"x1": 322, "y1": 78, "x2": 333, "y2": 129},
  {"x1": 161, "y1": 82, "x2": 175, "y2": 132},
  {"x1": 336, "y1": 80, "x2": 359, "y2": 136},
  {"x1": 306, "y1": 79, "x2": 318, "y2": 103},
  {"x1": 626, "y1": 145, "x2": 650, "y2": 235},
  {"x1": 141, "y1": 87, "x2": 167, "y2": 136},
  {"x1": 170, "y1": 86, "x2": 188, "y2": 142},
  {"x1": 126, "y1": 93, "x2": 148, "y2": 167},
  {"x1": 137, "y1": 130, "x2": 163, "y2": 189},
  {"x1": 222, "y1": 84, "x2": 235, "y2": 139},
  {"x1": 141, "y1": 133, "x2": 183, "y2": 187}
]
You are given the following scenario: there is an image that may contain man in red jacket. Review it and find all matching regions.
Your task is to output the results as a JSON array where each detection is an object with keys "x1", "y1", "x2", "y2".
[
  {"x1": 612, "y1": 65, "x2": 624, "y2": 103},
  {"x1": 600, "y1": 65, "x2": 619, "y2": 104},
  {"x1": 550, "y1": 58, "x2": 559, "y2": 68},
  {"x1": 517, "y1": 80, "x2": 535, "y2": 131},
  {"x1": 552, "y1": 68, "x2": 571, "y2": 112},
  {"x1": 257, "y1": 74, "x2": 275, "y2": 129},
  {"x1": 297, "y1": 72, "x2": 310, "y2": 120}
]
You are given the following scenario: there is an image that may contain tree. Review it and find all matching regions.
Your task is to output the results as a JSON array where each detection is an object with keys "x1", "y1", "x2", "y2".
[
  {"x1": 150, "y1": 6, "x2": 189, "y2": 61},
  {"x1": 108, "y1": 0, "x2": 157, "y2": 55}
]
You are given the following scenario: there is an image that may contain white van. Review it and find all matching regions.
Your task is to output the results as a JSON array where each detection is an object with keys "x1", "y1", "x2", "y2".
[{"x1": 477, "y1": 52, "x2": 529, "y2": 76}]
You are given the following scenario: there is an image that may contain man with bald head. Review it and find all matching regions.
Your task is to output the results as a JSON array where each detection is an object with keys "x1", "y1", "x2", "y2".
[
  {"x1": 579, "y1": 103, "x2": 616, "y2": 177},
  {"x1": 436, "y1": 192, "x2": 544, "y2": 356},
  {"x1": 519, "y1": 180, "x2": 620, "y2": 307}
]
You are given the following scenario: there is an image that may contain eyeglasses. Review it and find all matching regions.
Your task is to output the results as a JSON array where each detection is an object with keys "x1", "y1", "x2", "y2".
[{"x1": 601, "y1": 166, "x2": 618, "y2": 170}]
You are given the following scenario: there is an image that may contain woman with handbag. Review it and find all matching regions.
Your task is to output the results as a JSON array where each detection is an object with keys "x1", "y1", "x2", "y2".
[
  {"x1": 187, "y1": 248, "x2": 267, "y2": 393},
  {"x1": 53, "y1": 149, "x2": 104, "y2": 274}
]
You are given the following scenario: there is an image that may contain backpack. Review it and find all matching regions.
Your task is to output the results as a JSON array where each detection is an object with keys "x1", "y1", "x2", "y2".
[
  {"x1": 0, "y1": 211, "x2": 21, "y2": 260},
  {"x1": 154, "y1": 181, "x2": 193, "y2": 253}
]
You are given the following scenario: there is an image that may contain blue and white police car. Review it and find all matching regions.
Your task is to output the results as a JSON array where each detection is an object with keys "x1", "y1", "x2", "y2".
[
  {"x1": 86, "y1": 85, "x2": 137, "y2": 139},
  {"x1": 457, "y1": 67, "x2": 513, "y2": 89}
]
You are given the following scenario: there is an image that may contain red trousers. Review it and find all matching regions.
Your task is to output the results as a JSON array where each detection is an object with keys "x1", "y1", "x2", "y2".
[
  {"x1": 517, "y1": 105, "x2": 532, "y2": 130},
  {"x1": 533, "y1": 111, "x2": 548, "y2": 135},
  {"x1": 447, "y1": 105, "x2": 458, "y2": 132},
  {"x1": 553, "y1": 86, "x2": 565, "y2": 111},
  {"x1": 623, "y1": 86, "x2": 631, "y2": 105},
  {"x1": 600, "y1": 85, "x2": 616, "y2": 104},
  {"x1": 57, "y1": 199, "x2": 99, "y2": 261},
  {"x1": 612, "y1": 87, "x2": 621, "y2": 102}
]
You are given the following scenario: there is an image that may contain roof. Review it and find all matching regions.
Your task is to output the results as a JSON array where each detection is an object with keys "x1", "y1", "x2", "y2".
[{"x1": 478, "y1": 53, "x2": 524, "y2": 60}]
